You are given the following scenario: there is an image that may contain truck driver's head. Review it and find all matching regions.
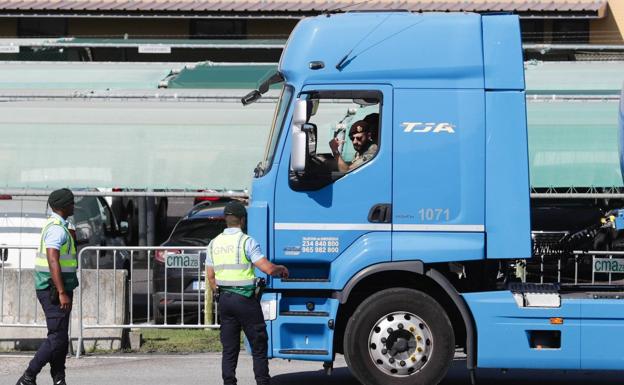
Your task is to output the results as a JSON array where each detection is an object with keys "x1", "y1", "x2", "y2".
[{"x1": 349, "y1": 120, "x2": 373, "y2": 153}]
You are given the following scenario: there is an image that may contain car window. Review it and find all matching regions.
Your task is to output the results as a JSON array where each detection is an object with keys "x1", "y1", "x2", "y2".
[
  {"x1": 170, "y1": 219, "x2": 225, "y2": 245},
  {"x1": 73, "y1": 196, "x2": 100, "y2": 224},
  {"x1": 96, "y1": 197, "x2": 116, "y2": 232}
]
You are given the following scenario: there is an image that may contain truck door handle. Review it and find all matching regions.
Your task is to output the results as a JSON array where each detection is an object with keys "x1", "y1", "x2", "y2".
[{"x1": 368, "y1": 204, "x2": 392, "y2": 223}]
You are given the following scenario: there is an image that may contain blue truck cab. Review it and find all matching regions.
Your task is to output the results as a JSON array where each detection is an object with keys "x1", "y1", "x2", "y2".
[{"x1": 244, "y1": 11, "x2": 624, "y2": 385}]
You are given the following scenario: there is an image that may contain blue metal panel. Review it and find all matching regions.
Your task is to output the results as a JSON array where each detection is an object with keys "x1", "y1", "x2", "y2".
[
  {"x1": 272, "y1": 84, "x2": 393, "y2": 289},
  {"x1": 249, "y1": 88, "x2": 297, "y2": 283},
  {"x1": 485, "y1": 91, "x2": 531, "y2": 259},
  {"x1": 248, "y1": 201, "x2": 269, "y2": 281},
  {"x1": 481, "y1": 15, "x2": 525, "y2": 90},
  {"x1": 329, "y1": 232, "x2": 391, "y2": 290},
  {"x1": 619, "y1": 85, "x2": 624, "y2": 182},
  {"x1": 273, "y1": 229, "x2": 374, "y2": 264},
  {"x1": 392, "y1": 89, "x2": 485, "y2": 229},
  {"x1": 392, "y1": 232, "x2": 483, "y2": 262},
  {"x1": 463, "y1": 291, "x2": 581, "y2": 369},
  {"x1": 271, "y1": 295, "x2": 339, "y2": 361},
  {"x1": 272, "y1": 232, "x2": 390, "y2": 291},
  {"x1": 248, "y1": 200, "x2": 268, "y2": 256},
  {"x1": 250, "y1": 160, "x2": 282, "y2": 261},
  {"x1": 615, "y1": 209, "x2": 624, "y2": 230},
  {"x1": 580, "y1": 299, "x2": 624, "y2": 369},
  {"x1": 280, "y1": 12, "x2": 484, "y2": 89}
]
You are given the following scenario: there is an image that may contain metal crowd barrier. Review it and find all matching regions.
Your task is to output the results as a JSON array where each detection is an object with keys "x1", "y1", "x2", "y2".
[
  {"x1": 574, "y1": 250, "x2": 624, "y2": 285},
  {"x1": 1, "y1": 246, "x2": 44, "y2": 326},
  {"x1": 0, "y1": 245, "x2": 216, "y2": 358},
  {"x1": 523, "y1": 250, "x2": 624, "y2": 286},
  {"x1": 76, "y1": 245, "x2": 217, "y2": 358},
  {"x1": 8, "y1": 244, "x2": 624, "y2": 358},
  {"x1": 0, "y1": 246, "x2": 76, "y2": 354}
]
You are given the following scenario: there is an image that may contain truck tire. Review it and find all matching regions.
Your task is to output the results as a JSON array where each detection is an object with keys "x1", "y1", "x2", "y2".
[{"x1": 344, "y1": 288, "x2": 455, "y2": 385}]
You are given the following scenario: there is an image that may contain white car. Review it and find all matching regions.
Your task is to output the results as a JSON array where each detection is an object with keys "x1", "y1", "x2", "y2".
[{"x1": 0, "y1": 195, "x2": 129, "y2": 270}]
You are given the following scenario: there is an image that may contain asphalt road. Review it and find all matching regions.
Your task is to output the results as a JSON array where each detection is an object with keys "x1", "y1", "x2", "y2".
[{"x1": 1, "y1": 353, "x2": 623, "y2": 385}]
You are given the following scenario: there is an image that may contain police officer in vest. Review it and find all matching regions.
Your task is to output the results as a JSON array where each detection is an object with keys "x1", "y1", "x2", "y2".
[
  {"x1": 206, "y1": 201, "x2": 289, "y2": 385},
  {"x1": 17, "y1": 189, "x2": 78, "y2": 385}
]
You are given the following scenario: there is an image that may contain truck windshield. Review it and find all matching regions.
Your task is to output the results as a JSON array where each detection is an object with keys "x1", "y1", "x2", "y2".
[{"x1": 255, "y1": 85, "x2": 294, "y2": 177}]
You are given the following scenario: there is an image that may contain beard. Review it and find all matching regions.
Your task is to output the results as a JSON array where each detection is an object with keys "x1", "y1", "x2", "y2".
[{"x1": 353, "y1": 141, "x2": 368, "y2": 153}]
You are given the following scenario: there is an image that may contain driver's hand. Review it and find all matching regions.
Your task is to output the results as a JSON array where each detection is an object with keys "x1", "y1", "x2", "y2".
[{"x1": 329, "y1": 138, "x2": 343, "y2": 155}]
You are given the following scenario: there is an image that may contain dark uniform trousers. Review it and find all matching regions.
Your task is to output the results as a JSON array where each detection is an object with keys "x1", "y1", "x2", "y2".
[
  {"x1": 27, "y1": 289, "x2": 72, "y2": 378},
  {"x1": 219, "y1": 291, "x2": 270, "y2": 385}
]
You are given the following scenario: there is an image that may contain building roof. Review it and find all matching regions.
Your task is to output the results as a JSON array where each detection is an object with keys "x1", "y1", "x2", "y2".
[{"x1": 0, "y1": 0, "x2": 607, "y2": 16}]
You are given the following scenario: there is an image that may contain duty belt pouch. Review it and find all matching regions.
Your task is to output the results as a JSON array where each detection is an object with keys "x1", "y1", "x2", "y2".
[
  {"x1": 254, "y1": 277, "x2": 266, "y2": 300},
  {"x1": 213, "y1": 287, "x2": 220, "y2": 302},
  {"x1": 48, "y1": 279, "x2": 60, "y2": 305}
]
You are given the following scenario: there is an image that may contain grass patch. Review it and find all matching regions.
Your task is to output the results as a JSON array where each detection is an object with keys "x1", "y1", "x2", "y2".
[{"x1": 139, "y1": 329, "x2": 239, "y2": 353}]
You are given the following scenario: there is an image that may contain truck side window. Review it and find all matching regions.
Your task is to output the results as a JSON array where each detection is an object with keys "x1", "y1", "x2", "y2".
[{"x1": 289, "y1": 90, "x2": 381, "y2": 191}]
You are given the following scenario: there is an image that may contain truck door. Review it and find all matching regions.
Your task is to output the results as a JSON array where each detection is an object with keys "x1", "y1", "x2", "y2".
[
  {"x1": 392, "y1": 89, "x2": 486, "y2": 262},
  {"x1": 271, "y1": 85, "x2": 393, "y2": 361},
  {"x1": 274, "y1": 85, "x2": 393, "y2": 283}
]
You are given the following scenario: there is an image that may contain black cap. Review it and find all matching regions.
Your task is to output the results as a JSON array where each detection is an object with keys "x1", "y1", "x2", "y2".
[
  {"x1": 223, "y1": 201, "x2": 247, "y2": 218},
  {"x1": 348, "y1": 120, "x2": 371, "y2": 138},
  {"x1": 48, "y1": 188, "x2": 74, "y2": 210}
]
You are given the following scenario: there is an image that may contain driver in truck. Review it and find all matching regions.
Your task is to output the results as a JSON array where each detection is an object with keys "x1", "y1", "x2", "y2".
[{"x1": 329, "y1": 119, "x2": 378, "y2": 172}]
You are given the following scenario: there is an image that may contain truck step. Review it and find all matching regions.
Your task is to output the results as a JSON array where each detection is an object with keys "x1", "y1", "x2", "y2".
[
  {"x1": 278, "y1": 349, "x2": 329, "y2": 355},
  {"x1": 509, "y1": 283, "x2": 560, "y2": 308},
  {"x1": 508, "y1": 283, "x2": 560, "y2": 294},
  {"x1": 281, "y1": 278, "x2": 329, "y2": 282},
  {"x1": 279, "y1": 311, "x2": 329, "y2": 317}
]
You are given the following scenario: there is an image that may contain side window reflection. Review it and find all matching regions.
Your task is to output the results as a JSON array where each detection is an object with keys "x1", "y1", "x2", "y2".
[{"x1": 289, "y1": 91, "x2": 382, "y2": 191}]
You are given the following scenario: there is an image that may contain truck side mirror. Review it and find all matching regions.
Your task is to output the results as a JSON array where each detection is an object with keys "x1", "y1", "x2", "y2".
[{"x1": 291, "y1": 99, "x2": 308, "y2": 172}]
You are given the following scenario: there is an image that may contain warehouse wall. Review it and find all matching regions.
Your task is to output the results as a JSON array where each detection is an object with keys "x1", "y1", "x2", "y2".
[
  {"x1": 591, "y1": 0, "x2": 624, "y2": 44},
  {"x1": 247, "y1": 19, "x2": 298, "y2": 38},
  {"x1": 69, "y1": 19, "x2": 190, "y2": 38},
  {"x1": 0, "y1": 18, "x2": 16, "y2": 36}
]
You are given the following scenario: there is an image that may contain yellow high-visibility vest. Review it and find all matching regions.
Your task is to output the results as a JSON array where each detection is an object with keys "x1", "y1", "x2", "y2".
[
  {"x1": 34, "y1": 217, "x2": 78, "y2": 291},
  {"x1": 211, "y1": 232, "x2": 255, "y2": 287}
]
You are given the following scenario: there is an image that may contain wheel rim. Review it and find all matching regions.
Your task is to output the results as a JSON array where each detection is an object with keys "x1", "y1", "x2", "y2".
[{"x1": 367, "y1": 311, "x2": 434, "y2": 376}]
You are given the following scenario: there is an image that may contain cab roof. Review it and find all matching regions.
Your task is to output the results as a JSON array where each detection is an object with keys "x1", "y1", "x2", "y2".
[{"x1": 279, "y1": 11, "x2": 524, "y2": 90}]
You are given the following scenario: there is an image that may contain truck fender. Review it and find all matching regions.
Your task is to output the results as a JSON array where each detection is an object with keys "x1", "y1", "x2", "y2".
[
  {"x1": 334, "y1": 261, "x2": 477, "y2": 371},
  {"x1": 335, "y1": 261, "x2": 424, "y2": 304},
  {"x1": 425, "y1": 268, "x2": 477, "y2": 371}
]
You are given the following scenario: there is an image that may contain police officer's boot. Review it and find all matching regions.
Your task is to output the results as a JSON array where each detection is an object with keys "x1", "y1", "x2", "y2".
[
  {"x1": 15, "y1": 371, "x2": 37, "y2": 385},
  {"x1": 51, "y1": 374, "x2": 67, "y2": 385}
]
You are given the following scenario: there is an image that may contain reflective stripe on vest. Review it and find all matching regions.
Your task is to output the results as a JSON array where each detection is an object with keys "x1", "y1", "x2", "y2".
[
  {"x1": 211, "y1": 232, "x2": 255, "y2": 287},
  {"x1": 213, "y1": 263, "x2": 252, "y2": 271},
  {"x1": 35, "y1": 218, "x2": 77, "y2": 273}
]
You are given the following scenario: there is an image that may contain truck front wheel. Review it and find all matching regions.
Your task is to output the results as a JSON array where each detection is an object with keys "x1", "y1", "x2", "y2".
[{"x1": 344, "y1": 288, "x2": 455, "y2": 385}]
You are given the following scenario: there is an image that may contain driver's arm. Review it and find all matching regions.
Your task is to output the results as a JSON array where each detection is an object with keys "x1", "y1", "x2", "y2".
[{"x1": 329, "y1": 137, "x2": 350, "y2": 172}]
